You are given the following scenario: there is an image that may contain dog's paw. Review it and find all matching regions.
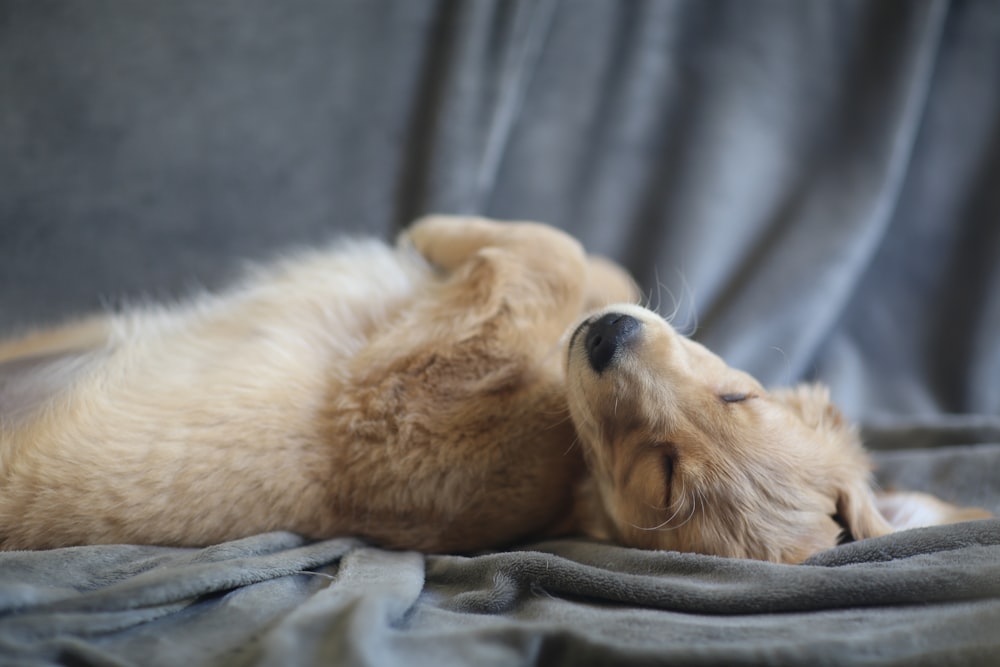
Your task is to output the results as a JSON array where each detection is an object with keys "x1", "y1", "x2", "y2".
[
  {"x1": 402, "y1": 215, "x2": 501, "y2": 272},
  {"x1": 876, "y1": 491, "x2": 995, "y2": 531}
]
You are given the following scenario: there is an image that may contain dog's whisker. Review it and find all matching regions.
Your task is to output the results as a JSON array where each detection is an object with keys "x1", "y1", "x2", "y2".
[
  {"x1": 628, "y1": 478, "x2": 689, "y2": 531},
  {"x1": 641, "y1": 288, "x2": 653, "y2": 313},
  {"x1": 667, "y1": 291, "x2": 682, "y2": 327},
  {"x1": 657, "y1": 276, "x2": 681, "y2": 326},
  {"x1": 562, "y1": 435, "x2": 580, "y2": 457},
  {"x1": 638, "y1": 272, "x2": 653, "y2": 312},
  {"x1": 675, "y1": 487, "x2": 701, "y2": 531},
  {"x1": 537, "y1": 404, "x2": 572, "y2": 418},
  {"x1": 627, "y1": 513, "x2": 678, "y2": 532},
  {"x1": 542, "y1": 413, "x2": 574, "y2": 431},
  {"x1": 769, "y1": 345, "x2": 791, "y2": 387},
  {"x1": 652, "y1": 265, "x2": 663, "y2": 315},
  {"x1": 674, "y1": 268, "x2": 699, "y2": 337},
  {"x1": 657, "y1": 489, "x2": 699, "y2": 533}
]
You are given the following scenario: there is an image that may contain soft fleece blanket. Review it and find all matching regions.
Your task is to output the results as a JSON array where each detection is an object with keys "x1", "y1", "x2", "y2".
[
  {"x1": 2, "y1": 516, "x2": 999, "y2": 666},
  {"x1": 2, "y1": 1, "x2": 1000, "y2": 665}
]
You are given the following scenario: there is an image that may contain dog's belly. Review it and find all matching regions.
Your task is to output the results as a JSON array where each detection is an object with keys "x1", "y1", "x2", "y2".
[
  {"x1": 0, "y1": 240, "x2": 442, "y2": 548},
  {"x1": 315, "y1": 374, "x2": 584, "y2": 552},
  {"x1": 0, "y1": 238, "x2": 584, "y2": 552}
]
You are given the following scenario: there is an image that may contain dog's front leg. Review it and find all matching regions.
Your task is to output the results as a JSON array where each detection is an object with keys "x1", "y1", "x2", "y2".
[
  {"x1": 403, "y1": 215, "x2": 594, "y2": 340},
  {"x1": 0, "y1": 316, "x2": 111, "y2": 365}
]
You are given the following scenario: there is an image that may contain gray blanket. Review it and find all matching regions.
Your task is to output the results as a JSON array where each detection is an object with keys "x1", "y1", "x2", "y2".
[
  {"x1": 2, "y1": 515, "x2": 1000, "y2": 666},
  {"x1": 2, "y1": 1, "x2": 999, "y2": 665}
]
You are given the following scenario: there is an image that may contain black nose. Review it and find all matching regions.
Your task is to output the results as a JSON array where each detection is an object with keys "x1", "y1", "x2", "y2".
[{"x1": 585, "y1": 312, "x2": 640, "y2": 373}]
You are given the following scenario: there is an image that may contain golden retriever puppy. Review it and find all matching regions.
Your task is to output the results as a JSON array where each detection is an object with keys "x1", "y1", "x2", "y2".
[
  {"x1": 0, "y1": 216, "x2": 988, "y2": 561},
  {"x1": 564, "y1": 304, "x2": 992, "y2": 563},
  {"x1": 0, "y1": 216, "x2": 634, "y2": 552}
]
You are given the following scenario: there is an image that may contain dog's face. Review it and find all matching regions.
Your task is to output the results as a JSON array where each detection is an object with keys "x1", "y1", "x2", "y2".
[{"x1": 565, "y1": 304, "x2": 891, "y2": 564}]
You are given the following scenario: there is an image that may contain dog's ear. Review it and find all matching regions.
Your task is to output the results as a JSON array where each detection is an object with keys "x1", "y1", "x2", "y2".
[
  {"x1": 772, "y1": 384, "x2": 893, "y2": 542},
  {"x1": 771, "y1": 383, "x2": 846, "y2": 432},
  {"x1": 836, "y1": 480, "x2": 894, "y2": 542}
]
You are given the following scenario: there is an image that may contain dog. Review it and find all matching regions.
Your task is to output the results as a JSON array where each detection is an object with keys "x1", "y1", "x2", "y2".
[
  {"x1": 565, "y1": 305, "x2": 992, "y2": 562},
  {"x1": 0, "y1": 216, "x2": 989, "y2": 562}
]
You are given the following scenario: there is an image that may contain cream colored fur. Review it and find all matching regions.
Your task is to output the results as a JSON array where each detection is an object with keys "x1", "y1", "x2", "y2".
[{"x1": 0, "y1": 216, "x2": 989, "y2": 561}]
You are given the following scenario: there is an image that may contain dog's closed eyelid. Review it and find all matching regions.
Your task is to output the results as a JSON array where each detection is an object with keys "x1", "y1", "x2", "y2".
[
  {"x1": 653, "y1": 441, "x2": 677, "y2": 476},
  {"x1": 659, "y1": 449, "x2": 677, "y2": 507},
  {"x1": 661, "y1": 453, "x2": 675, "y2": 480},
  {"x1": 719, "y1": 392, "x2": 753, "y2": 403}
]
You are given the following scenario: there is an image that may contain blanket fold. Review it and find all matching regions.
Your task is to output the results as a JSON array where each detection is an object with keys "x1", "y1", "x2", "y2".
[{"x1": 3, "y1": 522, "x2": 998, "y2": 666}]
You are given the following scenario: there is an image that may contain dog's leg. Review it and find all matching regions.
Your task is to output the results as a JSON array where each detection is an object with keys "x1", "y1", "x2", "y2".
[
  {"x1": 0, "y1": 317, "x2": 113, "y2": 425},
  {"x1": 582, "y1": 255, "x2": 640, "y2": 311},
  {"x1": 876, "y1": 491, "x2": 994, "y2": 531},
  {"x1": 404, "y1": 215, "x2": 593, "y2": 339},
  {"x1": 405, "y1": 214, "x2": 584, "y2": 274},
  {"x1": 0, "y1": 316, "x2": 110, "y2": 364},
  {"x1": 337, "y1": 216, "x2": 630, "y2": 549},
  {"x1": 404, "y1": 215, "x2": 638, "y2": 339}
]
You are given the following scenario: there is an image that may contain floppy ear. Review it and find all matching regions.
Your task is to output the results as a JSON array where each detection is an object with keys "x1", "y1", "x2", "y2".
[
  {"x1": 836, "y1": 480, "x2": 893, "y2": 541},
  {"x1": 772, "y1": 384, "x2": 894, "y2": 542},
  {"x1": 771, "y1": 383, "x2": 846, "y2": 432}
]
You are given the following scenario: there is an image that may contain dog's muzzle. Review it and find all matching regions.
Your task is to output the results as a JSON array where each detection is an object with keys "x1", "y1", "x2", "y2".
[{"x1": 583, "y1": 312, "x2": 640, "y2": 373}]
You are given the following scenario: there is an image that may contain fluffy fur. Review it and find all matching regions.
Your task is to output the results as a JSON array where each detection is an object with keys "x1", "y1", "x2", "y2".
[
  {"x1": 567, "y1": 306, "x2": 897, "y2": 563},
  {"x1": 0, "y1": 216, "x2": 989, "y2": 562}
]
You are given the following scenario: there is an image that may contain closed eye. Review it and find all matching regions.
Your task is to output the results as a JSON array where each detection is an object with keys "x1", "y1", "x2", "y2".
[
  {"x1": 657, "y1": 442, "x2": 677, "y2": 505},
  {"x1": 720, "y1": 392, "x2": 749, "y2": 403},
  {"x1": 662, "y1": 451, "x2": 675, "y2": 484}
]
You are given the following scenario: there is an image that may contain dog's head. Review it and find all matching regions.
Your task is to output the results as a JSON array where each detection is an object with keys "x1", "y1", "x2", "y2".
[{"x1": 565, "y1": 304, "x2": 891, "y2": 564}]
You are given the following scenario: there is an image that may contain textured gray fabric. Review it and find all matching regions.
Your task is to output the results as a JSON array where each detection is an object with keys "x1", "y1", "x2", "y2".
[
  {"x1": 2, "y1": 1, "x2": 1000, "y2": 665},
  {"x1": 4, "y1": 0, "x2": 999, "y2": 421},
  {"x1": 2, "y1": 515, "x2": 999, "y2": 667}
]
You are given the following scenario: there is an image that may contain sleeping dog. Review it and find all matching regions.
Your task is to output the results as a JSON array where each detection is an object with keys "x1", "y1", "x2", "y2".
[{"x1": 0, "y1": 216, "x2": 989, "y2": 562}]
